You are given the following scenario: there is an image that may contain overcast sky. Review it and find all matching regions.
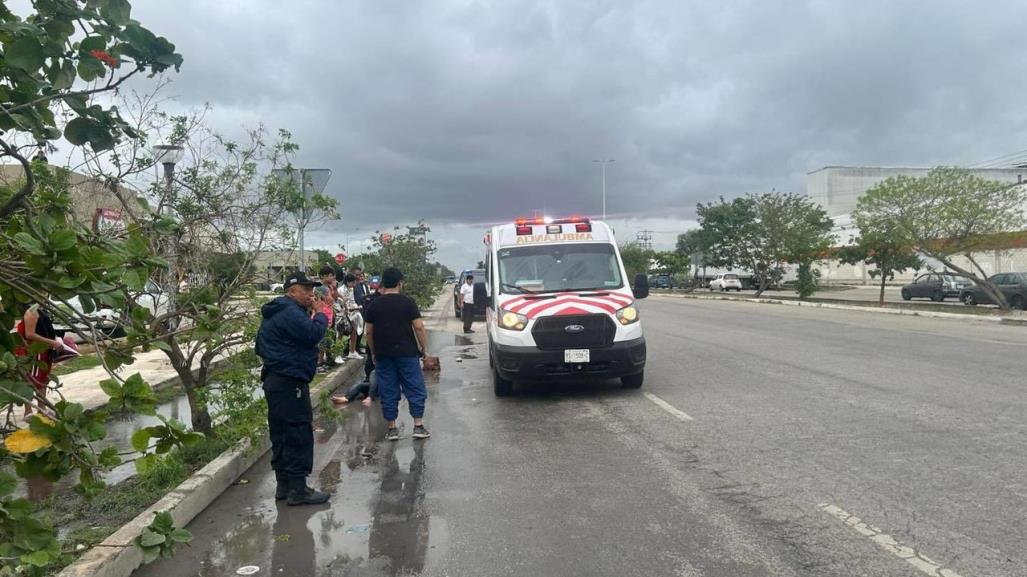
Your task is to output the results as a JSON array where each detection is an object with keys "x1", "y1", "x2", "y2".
[{"x1": 123, "y1": 0, "x2": 1027, "y2": 270}]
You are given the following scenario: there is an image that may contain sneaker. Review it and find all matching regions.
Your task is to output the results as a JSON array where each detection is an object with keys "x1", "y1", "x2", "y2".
[
  {"x1": 287, "y1": 484, "x2": 330, "y2": 506},
  {"x1": 347, "y1": 352, "x2": 364, "y2": 360},
  {"x1": 412, "y1": 425, "x2": 431, "y2": 440},
  {"x1": 385, "y1": 427, "x2": 400, "y2": 442}
]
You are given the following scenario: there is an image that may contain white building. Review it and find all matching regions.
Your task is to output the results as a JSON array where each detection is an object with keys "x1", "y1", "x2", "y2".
[{"x1": 808, "y1": 166, "x2": 1027, "y2": 284}]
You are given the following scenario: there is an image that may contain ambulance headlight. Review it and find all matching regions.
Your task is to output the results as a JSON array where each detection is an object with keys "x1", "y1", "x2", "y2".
[
  {"x1": 500, "y1": 310, "x2": 528, "y2": 331},
  {"x1": 616, "y1": 305, "x2": 639, "y2": 325}
]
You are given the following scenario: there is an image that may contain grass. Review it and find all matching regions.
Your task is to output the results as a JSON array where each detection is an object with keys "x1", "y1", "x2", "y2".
[{"x1": 51, "y1": 354, "x2": 103, "y2": 376}]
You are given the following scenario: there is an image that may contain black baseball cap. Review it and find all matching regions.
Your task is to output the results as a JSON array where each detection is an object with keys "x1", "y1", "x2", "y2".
[{"x1": 283, "y1": 271, "x2": 322, "y2": 290}]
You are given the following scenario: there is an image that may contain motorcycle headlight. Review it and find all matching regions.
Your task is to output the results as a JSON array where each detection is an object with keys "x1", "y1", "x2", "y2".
[
  {"x1": 616, "y1": 305, "x2": 639, "y2": 325},
  {"x1": 500, "y1": 310, "x2": 528, "y2": 331}
]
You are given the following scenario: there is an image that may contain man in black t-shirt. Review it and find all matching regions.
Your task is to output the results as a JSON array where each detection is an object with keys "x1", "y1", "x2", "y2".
[{"x1": 365, "y1": 267, "x2": 431, "y2": 441}]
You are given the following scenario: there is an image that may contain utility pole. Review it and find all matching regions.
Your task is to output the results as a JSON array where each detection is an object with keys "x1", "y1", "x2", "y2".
[
  {"x1": 636, "y1": 230, "x2": 654, "y2": 250},
  {"x1": 593, "y1": 159, "x2": 615, "y2": 220},
  {"x1": 272, "y1": 168, "x2": 331, "y2": 273}
]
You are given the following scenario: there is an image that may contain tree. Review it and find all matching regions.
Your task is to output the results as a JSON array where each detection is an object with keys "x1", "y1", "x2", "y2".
[
  {"x1": 0, "y1": 2, "x2": 190, "y2": 573},
  {"x1": 87, "y1": 105, "x2": 335, "y2": 435},
  {"x1": 854, "y1": 168, "x2": 1027, "y2": 310},
  {"x1": 619, "y1": 242, "x2": 654, "y2": 287},
  {"x1": 348, "y1": 222, "x2": 443, "y2": 309},
  {"x1": 697, "y1": 193, "x2": 833, "y2": 298},
  {"x1": 838, "y1": 228, "x2": 923, "y2": 306}
]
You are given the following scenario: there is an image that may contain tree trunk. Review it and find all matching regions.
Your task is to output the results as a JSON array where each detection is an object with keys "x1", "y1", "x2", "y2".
[
  {"x1": 181, "y1": 375, "x2": 213, "y2": 435},
  {"x1": 879, "y1": 273, "x2": 887, "y2": 306},
  {"x1": 164, "y1": 339, "x2": 214, "y2": 435},
  {"x1": 929, "y1": 253, "x2": 1010, "y2": 311},
  {"x1": 754, "y1": 273, "x2": 767, "y2": 298}
]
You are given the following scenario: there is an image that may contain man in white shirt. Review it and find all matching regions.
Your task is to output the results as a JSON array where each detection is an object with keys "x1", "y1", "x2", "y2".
[{"x1": 459, "y1": 275, "x2": 476, "y2": 334}]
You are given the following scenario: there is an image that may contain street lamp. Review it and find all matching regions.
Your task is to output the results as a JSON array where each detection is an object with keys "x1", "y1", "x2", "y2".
[
  {"x1": 152, "y1": 143, "x2": 184, "y2": 325},
  {"x1": 593, "y1": 159, "x2": 615, "y2": 221},
  {"x1": 153, "y1": 144, "x2": 184, "y2": 187}
]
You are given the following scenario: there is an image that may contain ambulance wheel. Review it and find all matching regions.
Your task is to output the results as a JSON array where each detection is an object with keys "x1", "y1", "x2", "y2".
[
  {"x1": 621, "y1": 371, "x2": 644, "y2": 389},
  {"x1": 493, "y1": 367, "x2": 513, "y2": 397}
]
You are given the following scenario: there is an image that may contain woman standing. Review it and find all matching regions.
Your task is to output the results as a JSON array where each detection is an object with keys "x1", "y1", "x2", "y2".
[{"x1": 17, "y1": 303, "x2": 63, "y2": 418}]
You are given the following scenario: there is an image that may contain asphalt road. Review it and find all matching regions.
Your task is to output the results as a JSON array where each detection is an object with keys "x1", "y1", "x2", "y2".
[{"x1": 134, "y1": 294, "x2": 1026, "y2": 577}]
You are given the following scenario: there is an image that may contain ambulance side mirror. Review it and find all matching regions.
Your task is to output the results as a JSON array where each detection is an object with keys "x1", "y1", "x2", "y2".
[{"x1": 632, "y1": 274, "x2": 650, "y2": 299}]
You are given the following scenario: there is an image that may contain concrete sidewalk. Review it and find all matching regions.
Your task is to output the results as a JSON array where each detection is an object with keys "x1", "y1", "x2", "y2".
[{"x1": 56, "y1": 347, "x2": 242, "y2": 412}]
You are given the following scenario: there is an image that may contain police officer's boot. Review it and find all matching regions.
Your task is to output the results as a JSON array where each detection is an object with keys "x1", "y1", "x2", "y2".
[
  {"x1": 286, "y1": 477, "x2": 330, "y2": 506},
  {"x1": 274, "y1": 471, "x2": 288, "y2": 501}
]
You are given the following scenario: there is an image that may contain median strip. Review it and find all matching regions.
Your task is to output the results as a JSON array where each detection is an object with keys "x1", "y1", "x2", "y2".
[
  {"x1": 819, "y1": 503, "x2": 967, "y2": 577},
  {"x1": 643, "y1": 392, "x2": 694, "y2": 421}
]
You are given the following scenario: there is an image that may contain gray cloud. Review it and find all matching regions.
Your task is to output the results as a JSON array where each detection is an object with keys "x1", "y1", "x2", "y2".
[{"x1": 128, "y1": 0, "x2": 1027, "y2": 268}]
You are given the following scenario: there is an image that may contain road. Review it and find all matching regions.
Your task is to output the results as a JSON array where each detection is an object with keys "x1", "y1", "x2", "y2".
[{"x1": 134, "y1": 293, "x2": 1026, "y2": 577}]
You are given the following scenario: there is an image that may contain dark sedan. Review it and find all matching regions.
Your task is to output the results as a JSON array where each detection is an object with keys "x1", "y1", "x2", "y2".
[
  {"x1": 959, "y1": 272, "x2": 1027, "y2": 309},
  {"x1": 900, "y1": 272, "x2": 973, "y2": 302}
]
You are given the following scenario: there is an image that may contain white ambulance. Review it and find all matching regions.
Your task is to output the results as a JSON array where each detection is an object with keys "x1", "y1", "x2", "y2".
[{"x1": 482, "y1": 217, "x2": 649, "y2": 396}]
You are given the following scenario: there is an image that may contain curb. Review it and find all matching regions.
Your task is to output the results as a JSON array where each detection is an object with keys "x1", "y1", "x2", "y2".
[
  {"x1": 56, "y1": 359, "x2": 365, "y2": 577},
  {"x1": 653, "y1": 292, "x2": 1027, "y2": 324}
]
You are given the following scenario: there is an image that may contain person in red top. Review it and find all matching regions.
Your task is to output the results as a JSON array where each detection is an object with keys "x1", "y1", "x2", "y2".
[
  {"x1": 16, "y1": 303, "x2": 63, "y2": 418},
  {"x1": 313, "y1": 286, "x2": 334, "y2": 371}
]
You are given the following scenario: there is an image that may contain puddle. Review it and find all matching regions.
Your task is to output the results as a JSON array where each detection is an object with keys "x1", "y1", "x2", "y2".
[{"x1": 134, "y1": 358, "x2": 455, "y2": 577}]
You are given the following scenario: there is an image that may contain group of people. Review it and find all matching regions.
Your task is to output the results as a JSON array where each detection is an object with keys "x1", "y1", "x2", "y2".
[
  {"x1": 255, "y1": 266, "x2": 431, "y2": 506},
  {"x1": 314, "y1": 265, "x2": 375, "y2": 372}
]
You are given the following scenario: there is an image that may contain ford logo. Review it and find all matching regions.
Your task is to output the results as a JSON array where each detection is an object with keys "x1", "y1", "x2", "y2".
[{"x1": 564, "y1": 324, "x2": 585, "y2": 334}]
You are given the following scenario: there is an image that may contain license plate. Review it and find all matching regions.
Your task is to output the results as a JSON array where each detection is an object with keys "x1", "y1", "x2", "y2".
[{"x1": 564, "y1": 349, "x2": 590, "y2": 363}]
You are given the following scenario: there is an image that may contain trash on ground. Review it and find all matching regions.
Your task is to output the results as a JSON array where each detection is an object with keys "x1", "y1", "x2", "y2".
[
  {"x1": 236, "y1": 566, "x2": 260, "y2": 575},
  {"x1": 346, "y1": 523, "x2": 371, "y2": 534}
]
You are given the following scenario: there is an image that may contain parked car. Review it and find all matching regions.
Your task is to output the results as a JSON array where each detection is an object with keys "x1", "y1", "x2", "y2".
[
  {"x1": 444, "y1": 275, "x2": 457, "y2": 284},
  {"x1": 453, "y1": 269, "x2": 486, "y2": 318},
  {"x1": 900, "y1": 272, "x2": 973, "y2": 302},
  {"x1": 959, "y1": 272, "x2": 1027, "y2": 309},
  {"x1": 709, "y1": 273, "x2": 743, "y2": 291},
  {"x1": 52, "y1": 280, "x2": 171, "y2": 339},
  {"x1": 649, "y1": 274, "x2": 673, "y2": 289}
]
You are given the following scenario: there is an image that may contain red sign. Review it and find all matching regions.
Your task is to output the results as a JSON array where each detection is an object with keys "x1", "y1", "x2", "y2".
[
  {"x1": 380, "y1": 233, "x2": 393, "y2": 245},
  {"x1": 334, "y1": 253, "x2": 346, "y2": 264}
]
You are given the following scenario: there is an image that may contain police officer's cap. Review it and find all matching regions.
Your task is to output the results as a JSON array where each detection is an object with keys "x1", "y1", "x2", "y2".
[{"x1": 283, "y1": 271, "x2": 322, "y2": 290}]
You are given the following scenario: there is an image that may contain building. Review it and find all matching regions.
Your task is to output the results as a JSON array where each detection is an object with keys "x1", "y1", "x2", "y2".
[
  {"x1": 808, "y1": 166, "x2": 1027, "y2": 284},
  {"x1": 808, "y1": 166, "x2": 1027, "y2": 217},
  {"x1": 0, "y1": 163, "x2": 133, "y2": 229}
]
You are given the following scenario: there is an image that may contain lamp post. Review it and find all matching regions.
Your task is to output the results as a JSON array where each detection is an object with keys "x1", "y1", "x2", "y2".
[
  {"x1": 152, "y1": 143, "x2": 184, "y2": 324},
  {"x1": 593, "y1": 159, "x2": 615, "y2": 220}
]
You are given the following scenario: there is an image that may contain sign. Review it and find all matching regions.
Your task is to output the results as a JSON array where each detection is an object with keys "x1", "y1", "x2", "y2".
[
  {"x1": 514, "y1": 232, "x2": 594, "y2": 245},
  {"x1": 380, "y1": 233, "x2": 393, "y2": 245},
  {"x1": 334, "y1": 253, "x2": 346, "y2": 265},
  {"x1": 92, "y1": 207, "x2": 124, "y2": 235}
]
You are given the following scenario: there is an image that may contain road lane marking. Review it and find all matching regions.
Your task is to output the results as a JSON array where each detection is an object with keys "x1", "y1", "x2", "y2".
[
  {"x1": 819, "y1": 504, "x2": 967, "y2": 577},
  {"x1": 643, "y1": 392, "x2": 694, "y2": 421}
]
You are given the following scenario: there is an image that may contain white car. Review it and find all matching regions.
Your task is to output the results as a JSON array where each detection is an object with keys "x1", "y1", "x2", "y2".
[
  {"x1": 709, "y1": 273, "x2": 743, "y2": 292},
  {"x1": 52, "y1": 280, "x2": 171, "y2": 339}
]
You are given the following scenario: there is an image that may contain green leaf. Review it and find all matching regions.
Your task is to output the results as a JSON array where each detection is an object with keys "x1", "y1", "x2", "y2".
[
  {"x1": 65, "y1": 117, "x2": 94, "y2": 146},
  {"x1": 6, "y1": 36, "x2": 45, "y2": 71},
  {"x1": 130, "y1": 428, "x2": 151, "y2": 453},
  {"x1": 20, "y1": 549, "x2": 53, "y2": 567},
  {"x1": 134, "y1": 453, "x2": 157, "y2": 475},
  {"x1": 170, "y1": 529, "x2": 192, "y2": 543},
  {"x1": 98, "y1": 378, "x2": 121, "y2": 399},
  {"x1": 0, "y1": 472, "x2": 17, "y2": 496},
  {"x1": 50, "y1": 229, "x2": 77, "y2": 251},
  {"x1": 139, "y1": 529, "x2": 166, "y2": 548},
  {"x1": 140, "y1": 545, "x2": 160, "y2": 564},
  {"x1": 151, "y1": 511, "x2": 175, "y2": 531},
  {"x1": 77, "y1": 56, "x2": 107, "y2": 82},
  {"x1": 62, "y1": 402, "x2": 84, "y2": 421},
  {"x1": 58, "y1": 275, "x2": 85, "y2": 289},
  {"x1": 101, "y1": 0, "x2": 132, "y2": 24},
  {"x1": 52, "y1": 59, "x2": 76, "y2": 90},
  {"x1": 13, "y1": 231, "x2": 45, "y2": 255},
  {"x1": 99, "y1": 446, "x2": 122, "y2": 467}
]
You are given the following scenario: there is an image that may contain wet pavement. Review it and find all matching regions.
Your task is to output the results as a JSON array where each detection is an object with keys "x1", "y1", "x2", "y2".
[{"x1": 131, "y1": 297, "x2": 1027, "y2": 577}]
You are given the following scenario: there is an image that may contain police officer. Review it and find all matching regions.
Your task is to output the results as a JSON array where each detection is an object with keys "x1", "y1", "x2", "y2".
[{"x1": 255, "y1": 271, "x2": 331, "y2": 506}]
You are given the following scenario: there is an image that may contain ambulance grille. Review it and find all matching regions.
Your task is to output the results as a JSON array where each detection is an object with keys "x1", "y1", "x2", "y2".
[{"x1": 532, "y1": 314, "x2": 616, "y2": 350}]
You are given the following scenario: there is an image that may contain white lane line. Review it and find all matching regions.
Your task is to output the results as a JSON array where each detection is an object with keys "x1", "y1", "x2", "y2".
[
  {"x1": 643, "y1": 392, "x2": 694, "y2": 421},
  {"x1": 819, "y1": 504, "x2": 967, "y2": 577}
]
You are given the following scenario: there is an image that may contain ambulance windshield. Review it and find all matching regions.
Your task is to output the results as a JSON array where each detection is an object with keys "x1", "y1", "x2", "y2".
[{"x1": 497, "y1": 244, "x2": 623, "y2": 294}]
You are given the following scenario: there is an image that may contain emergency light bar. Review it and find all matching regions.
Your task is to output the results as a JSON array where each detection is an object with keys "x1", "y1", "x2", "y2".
[{"x1": 514, "y1": 216, "x2": 592, "y2": 235}]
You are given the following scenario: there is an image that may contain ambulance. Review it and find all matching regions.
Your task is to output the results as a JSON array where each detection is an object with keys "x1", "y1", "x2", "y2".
[{"x1": 482, "y1": 216, "x2": 649, "y2": 396}]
